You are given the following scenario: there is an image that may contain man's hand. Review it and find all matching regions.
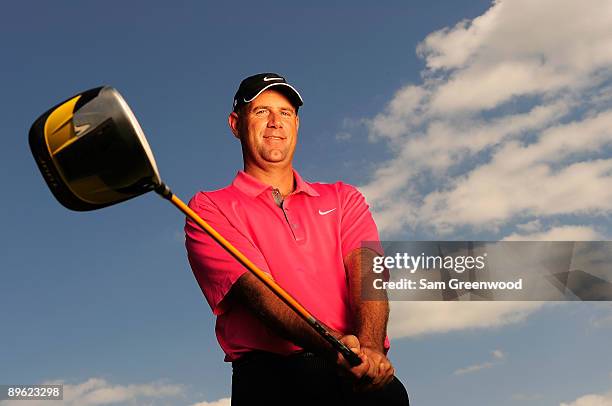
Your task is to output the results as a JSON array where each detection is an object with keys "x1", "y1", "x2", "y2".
[
  {"x1": 336, "y1": 335, "x2": 373, "y2": 377},
  {"x1": 336, "y1": 335, "x2": 395, "y2": 392},
  {"x1": 359, "y1": 346, "x2": 395, "y2": 391}
]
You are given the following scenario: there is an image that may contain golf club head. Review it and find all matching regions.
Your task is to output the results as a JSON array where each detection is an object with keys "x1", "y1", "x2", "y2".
[{"x1": 29, "y1": 86, "x2": 162, "y2": 211}]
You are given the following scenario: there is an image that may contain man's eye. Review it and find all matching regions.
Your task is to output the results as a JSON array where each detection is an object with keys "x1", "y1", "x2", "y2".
[{"x1": 255, "y1": 109, "x2": 268, "y2": 115}]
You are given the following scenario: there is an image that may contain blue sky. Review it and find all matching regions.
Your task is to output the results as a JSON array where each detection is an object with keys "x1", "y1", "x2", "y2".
[{"x1": 1, "y1": 1, "x2": 612, "y2": 405}]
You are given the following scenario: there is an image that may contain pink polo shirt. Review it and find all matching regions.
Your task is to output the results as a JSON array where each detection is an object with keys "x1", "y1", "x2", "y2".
[{"x1": 184, "y1": 169, "x2": 383, "y2": 361}]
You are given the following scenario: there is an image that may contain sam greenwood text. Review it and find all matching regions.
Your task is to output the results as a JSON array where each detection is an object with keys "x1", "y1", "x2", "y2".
[{"x1": 373, "y1": 278, "x2": 524, "y2": 291}]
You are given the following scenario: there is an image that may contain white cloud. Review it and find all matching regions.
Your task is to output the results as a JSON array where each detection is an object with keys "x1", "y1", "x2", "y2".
[
  {"x1": 336, "y1": 117, "x2": 362, "y2": 141},
  {"x1": 190, "y1": 398, "x2": 231, "y2": 406},
  {"x1": 0, "y1": 378, "x2": 183, "y2": 406},
  {"x1": 491, "y1": 349, "x2": 504, "y2": 359},
  {"x1": 504, "y1": 225, "x2": 603, "y2": 241},
  {"x1": 453, "y1": 361, "x2": 494, "y2": 375},
  {"x1": 357, "y1": 0, "x2": 612, "y2": 238},
  {"x1": 389, "y1": 302, "x2": 544, "y2": 338},
  {"x1": 561, "y1": 389, "x2": 612, "y2": 406},
  {"x1": 453, "y1": 349, "x2": 505, "y2": 376},
  {"x1": 416, "y1": 0, "x2": 612, "y2": 113}
]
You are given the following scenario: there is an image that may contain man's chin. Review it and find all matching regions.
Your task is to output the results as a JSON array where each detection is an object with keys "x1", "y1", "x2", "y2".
[{"x1": 262, "y1": 151, "x2": 288, "y2": 163}]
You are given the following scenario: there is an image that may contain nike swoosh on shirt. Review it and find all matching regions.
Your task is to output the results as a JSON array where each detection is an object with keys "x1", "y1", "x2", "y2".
[
  {"x1": 318, "y1": 208, "x2": 336, "y2": 215},
  {"x1": 263, "y1": 76, "x2": 283, "y2": 81}
]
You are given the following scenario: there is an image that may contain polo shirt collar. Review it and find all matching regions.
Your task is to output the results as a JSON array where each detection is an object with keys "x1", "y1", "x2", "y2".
[
  {"x1": 232, "y1": 169, "x2": 320, "y2": 198},
  {"x1": 293, "y1": 170, "x2": 320, "y2": 197}
]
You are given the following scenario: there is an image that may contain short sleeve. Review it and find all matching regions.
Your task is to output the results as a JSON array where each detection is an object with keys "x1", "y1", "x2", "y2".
[
  {"x1": 339, "y1": 184, "x2": 383, "y2": 259},
  {"x1": 184, "y1": 192, "x2": 270, "y2": 315}
]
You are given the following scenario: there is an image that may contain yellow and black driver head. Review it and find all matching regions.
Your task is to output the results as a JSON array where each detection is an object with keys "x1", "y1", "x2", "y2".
[{"x1": 29, "y1": 86, "x2": 162, "y2": 211}]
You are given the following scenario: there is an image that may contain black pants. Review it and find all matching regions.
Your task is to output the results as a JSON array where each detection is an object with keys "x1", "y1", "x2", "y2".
[{"x1": 232, "y1": 351, "x2": 409, "y2": 406}]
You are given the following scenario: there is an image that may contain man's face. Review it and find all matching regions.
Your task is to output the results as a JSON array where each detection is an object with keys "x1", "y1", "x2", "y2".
[{"x1": 229, "y1": 89, "x2": 299, "y2": 169}]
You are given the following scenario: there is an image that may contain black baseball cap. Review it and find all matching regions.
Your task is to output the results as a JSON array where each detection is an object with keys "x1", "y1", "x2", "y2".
[{"x1": 233, "y1": 73, "x2": 303, "y2": 112}]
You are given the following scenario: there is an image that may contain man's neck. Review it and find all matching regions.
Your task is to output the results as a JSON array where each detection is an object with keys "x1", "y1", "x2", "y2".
[{"x1": 244, "y1": 163, "x2": 295, "y2": 197}]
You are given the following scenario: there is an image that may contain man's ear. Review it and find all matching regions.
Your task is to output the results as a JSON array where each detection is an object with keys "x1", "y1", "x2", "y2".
[
  {"x1": 228, "y1": 112, "x2": 241, "y2": 139},
  {"x1": 296, "y1": 114, "x2": 299, "y2": 132}
]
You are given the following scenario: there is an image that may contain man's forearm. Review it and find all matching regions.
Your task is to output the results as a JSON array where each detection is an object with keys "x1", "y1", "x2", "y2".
[
  {"x1": 227, "y1": 271, "x2": 341, "y2": 354},
  {"x1": 354, "y1": 301, "x2": 389, "y2": 352},
  {"x1": 345, "y1": 248, "x2": 390, "y2": 352}
]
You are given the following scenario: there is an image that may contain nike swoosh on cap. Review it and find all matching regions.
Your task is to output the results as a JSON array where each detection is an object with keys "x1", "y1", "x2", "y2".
[
  {"x1": 318, "y1": 208, "x2": 336, "y2": 215},
  {"x1": 263, "y1": 76, "x2": 284, "y2": 81}
]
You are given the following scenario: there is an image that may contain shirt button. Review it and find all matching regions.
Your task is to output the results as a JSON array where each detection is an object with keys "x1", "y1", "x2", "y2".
[{"x1": 292, "y1": 223, "x2": 299, "y2": 229}]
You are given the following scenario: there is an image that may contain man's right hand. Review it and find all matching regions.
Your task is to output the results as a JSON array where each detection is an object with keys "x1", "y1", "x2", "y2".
[
  {"x1": 336, "y1": 335, "x2": 375, "y2": 379},
  {"x1": 336, "y1": 335, "x2": 394, "y2": 391}
]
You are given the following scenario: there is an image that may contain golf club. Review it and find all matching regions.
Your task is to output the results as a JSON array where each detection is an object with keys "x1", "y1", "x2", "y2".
[{"x1": 28, "y1": 86, "x2": 362, "y2": 367}]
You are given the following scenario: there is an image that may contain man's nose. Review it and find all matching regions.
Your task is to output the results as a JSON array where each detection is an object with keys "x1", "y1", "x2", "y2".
[{"x1": 267, "y1": 111, "x2": 283, "y2": 128}]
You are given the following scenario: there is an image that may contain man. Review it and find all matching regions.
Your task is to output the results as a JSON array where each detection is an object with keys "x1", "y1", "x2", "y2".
[{"x1": 185, "y1": 73, "x2": 409, "y2": 405}]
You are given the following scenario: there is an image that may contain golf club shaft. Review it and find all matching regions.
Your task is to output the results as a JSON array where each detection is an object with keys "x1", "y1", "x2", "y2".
[{"x1": 157, "y1": 186, "x2": 362, "y2": 367}]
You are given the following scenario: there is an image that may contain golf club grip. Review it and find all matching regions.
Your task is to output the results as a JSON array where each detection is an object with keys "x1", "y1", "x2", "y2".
[
  {"x1": 310, "y1": 320, "x2": 362, "y2": 367},
  {"x1": 166, "y1": 192, "x2": 362, "y2": 367}
]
